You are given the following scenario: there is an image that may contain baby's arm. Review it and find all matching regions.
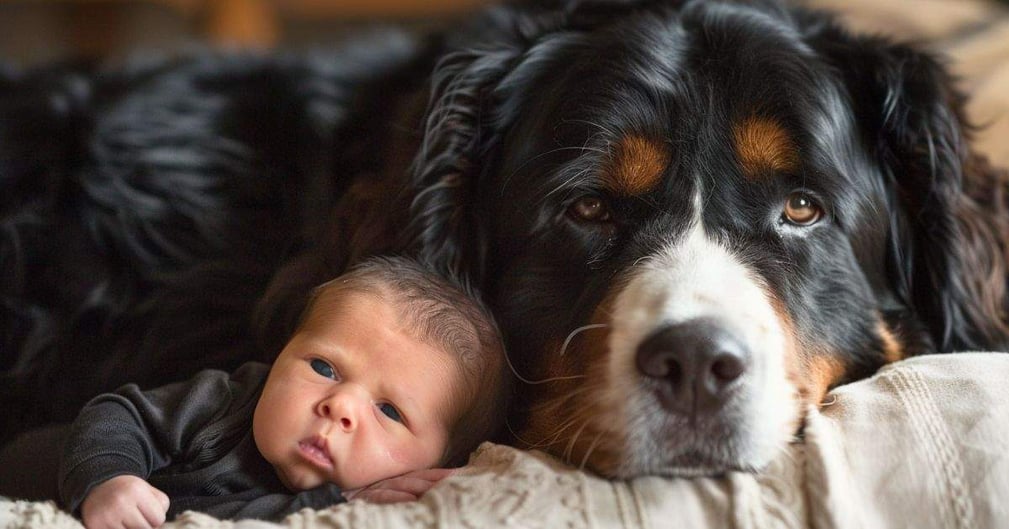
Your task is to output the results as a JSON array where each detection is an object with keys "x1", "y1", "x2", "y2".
[
  {"x1": 58, "y1": 390, "x2": 176, "y2": 519},
  {"x1": 343, "y1": 468, "x2": 457, "y2": 503},
  {"x1": 60, "y1": 365, "x2": 269, "y2": 524},
  {"x1": 79, "y1": 475, "x2": 170, "y2": 529}
]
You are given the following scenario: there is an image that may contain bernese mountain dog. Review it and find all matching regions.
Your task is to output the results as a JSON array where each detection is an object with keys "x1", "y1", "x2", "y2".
[{"x1": 2, "y1": 0, "x2": 1007, "y2": 479}]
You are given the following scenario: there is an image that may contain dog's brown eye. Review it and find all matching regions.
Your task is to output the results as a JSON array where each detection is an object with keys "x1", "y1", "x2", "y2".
[
  {"x1": 569, "y1": 196, "x2": 612, "y2": 223},
  {"x1": 782, "y1": 192, "x2": 822, "y2": 226}
]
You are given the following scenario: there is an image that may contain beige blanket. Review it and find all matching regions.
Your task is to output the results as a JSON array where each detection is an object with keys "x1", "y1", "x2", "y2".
[{"x1": 3, "y1": 353, "x2": 1008, "y2": 529}]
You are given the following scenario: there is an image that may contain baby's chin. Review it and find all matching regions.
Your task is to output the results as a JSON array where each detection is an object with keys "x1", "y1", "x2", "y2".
[{"x1": 276, "y1": 463, "x2": 331, "y2": 491}]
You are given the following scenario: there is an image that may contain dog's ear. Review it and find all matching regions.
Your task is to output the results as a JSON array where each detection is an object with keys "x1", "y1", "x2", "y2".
[
  {"x1": 402, "y1": 7, "x2": 559, "y2": 280},
  {"x1": 401, "y1": 47, "x2": 510, "y2": 280},
  {"x1": 811, "y1": 25, "x2": 1009, "y2": 352}
]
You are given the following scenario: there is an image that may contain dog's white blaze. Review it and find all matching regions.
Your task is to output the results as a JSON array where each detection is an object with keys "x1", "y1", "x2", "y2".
[{"x1": 604, "y1": 212, "x2": 796, "y2": 473}]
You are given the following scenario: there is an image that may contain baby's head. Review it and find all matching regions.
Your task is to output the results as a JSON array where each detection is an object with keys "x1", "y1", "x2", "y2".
[{"x1": 253, "y1": 256, "x2": 508, "y2": 492}]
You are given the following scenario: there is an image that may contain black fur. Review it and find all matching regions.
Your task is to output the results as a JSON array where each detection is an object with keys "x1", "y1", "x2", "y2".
[{"x1": 2, "y1": 0, "x2": 1007, "y2": 476}]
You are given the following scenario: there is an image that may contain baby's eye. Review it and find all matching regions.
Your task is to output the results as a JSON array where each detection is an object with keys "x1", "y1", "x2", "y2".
[
  {"x1": 309, "y1": 359, "x2": 336, "y2": 379},
  {"x1": 378, "y1": 403, "x2": 403, "y2": 423}
]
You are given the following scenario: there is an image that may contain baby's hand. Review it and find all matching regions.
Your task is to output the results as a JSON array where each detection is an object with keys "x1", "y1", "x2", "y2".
[
  {"x1": 80, "y1": 475, "x2": 170, "y2": 529},
  {"x1": 343, "y1": 468, "x2": 457, "y2": 504}
]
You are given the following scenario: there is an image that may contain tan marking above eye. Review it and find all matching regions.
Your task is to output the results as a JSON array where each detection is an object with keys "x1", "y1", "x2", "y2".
[
  {"x1": 783, "y1": 192, "x2": 822, "y2": 226},
  {"x1": 605, "y1": 135, "x2": 669, "y2": 196},
  {"x1": 733, "y1": 116, "x2": 799, "y2": 177},
  {"x1": 570, "y1": 196, "x2": 611, "y2": 222}
]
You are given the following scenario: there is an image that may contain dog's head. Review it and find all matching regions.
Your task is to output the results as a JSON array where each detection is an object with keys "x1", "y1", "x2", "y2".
[{"x1": 403, "y1": 0, "x2": 1009, "y2": 477}]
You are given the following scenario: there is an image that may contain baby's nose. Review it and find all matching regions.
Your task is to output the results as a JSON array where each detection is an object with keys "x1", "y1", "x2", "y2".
[{"x1": 318, "y1": 393, "x2": 360, "y2": 431}]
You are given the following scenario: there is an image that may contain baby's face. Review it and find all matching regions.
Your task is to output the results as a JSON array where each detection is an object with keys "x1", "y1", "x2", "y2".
[{"x1": 253, "y1": 291, "x2": 460, "y2": 491}]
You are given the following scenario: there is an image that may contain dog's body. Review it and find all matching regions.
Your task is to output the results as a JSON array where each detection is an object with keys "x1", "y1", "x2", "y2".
[{"x1": 2, "y1": 0, "x2": 1008, "y2": 478}]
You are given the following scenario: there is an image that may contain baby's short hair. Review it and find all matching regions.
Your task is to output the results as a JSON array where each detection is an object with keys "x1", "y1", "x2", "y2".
[{"x1": 301, "y1": 255, "x2": 509, "y2": 466}]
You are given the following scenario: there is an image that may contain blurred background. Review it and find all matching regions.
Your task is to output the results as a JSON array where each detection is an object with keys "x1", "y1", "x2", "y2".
[
  {"x1": 0, "y1": 0, "x2": 1007, "y2": 65},
  {"x1": 0, "y1": 0, "x2": 493, "y2": 66},
  {"x1": 0, "y1": 0, "x2": 1007, "y2": 165}
]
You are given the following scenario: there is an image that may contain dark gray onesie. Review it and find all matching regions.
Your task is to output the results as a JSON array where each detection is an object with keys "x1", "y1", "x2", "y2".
[{"x1": 58, "y1": 362, "x2": 345, "y2": 521}]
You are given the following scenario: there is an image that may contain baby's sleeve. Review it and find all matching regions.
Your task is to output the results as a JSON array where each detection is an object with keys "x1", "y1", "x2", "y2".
[{"x1": 57, "y1": 365, "x2": 263, "y2": 513}]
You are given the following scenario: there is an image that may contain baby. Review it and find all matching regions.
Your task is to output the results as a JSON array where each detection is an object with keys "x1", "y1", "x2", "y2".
[{"x1": 58, "y1": 256, "x2": 508, "y2": 528}]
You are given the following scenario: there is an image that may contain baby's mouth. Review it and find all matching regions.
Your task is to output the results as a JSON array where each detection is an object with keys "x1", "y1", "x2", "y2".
[{"x1": 297, "y1": 435, "x2": 334, "y2": 470}]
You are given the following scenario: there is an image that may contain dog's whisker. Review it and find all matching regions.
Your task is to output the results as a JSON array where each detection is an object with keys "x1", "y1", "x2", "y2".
[
  {"x1": 545, "y1": 398, "x2": 600, "y2": 446},
  {"x1": 543, "y1": 164, "x2": 596, "y2": 200},
  {"x1": 564, "y1": 416, "x2": 594, "y2": 463},
  {"x1": 564, "y1": 118, "x2": 618, "y2": 139},
  {"x1": 578, "y1": 429, "x2": 609, "y2": 472},
  {"x1": 546, "y1": 419, "x2": 584, "y2": 447},
  {"x1": 504, "y1": 418, "x2": 543, "y2": 449},
  {"x1": 558, "y1": 323, "x2": 609, "y2": 357},
  {"x1": 502, "y1": 145, "x2": 605, "y2": 195},
  {"x1": 513, "y1": 390, "x2": 596, "y2": 451},
  {"x1": 539, "y1": 392, "x2": 596, "y2": 444},
  {"x1": 531, "y1": 415, "x2": 584, "y2": 450},
  {"x1": 502, "y1": 346, "x2": 586, "y2": 385}
]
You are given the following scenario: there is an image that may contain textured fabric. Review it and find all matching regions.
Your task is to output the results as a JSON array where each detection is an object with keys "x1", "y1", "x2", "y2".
[
  {"x1": 4, "y1": 353, "x2": 1008, "y2": 529},
  {"x1": 178, "y1": 353, "x2": 1009, "y2": 529},
  {"x1": 804, "y1": 354, "x2": 1009, "y2": 529}
]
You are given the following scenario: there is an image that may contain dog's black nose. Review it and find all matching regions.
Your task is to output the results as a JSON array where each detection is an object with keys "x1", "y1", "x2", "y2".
[{"x1": 636, "y1": 318, "x2": 749, "y2": 416}]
